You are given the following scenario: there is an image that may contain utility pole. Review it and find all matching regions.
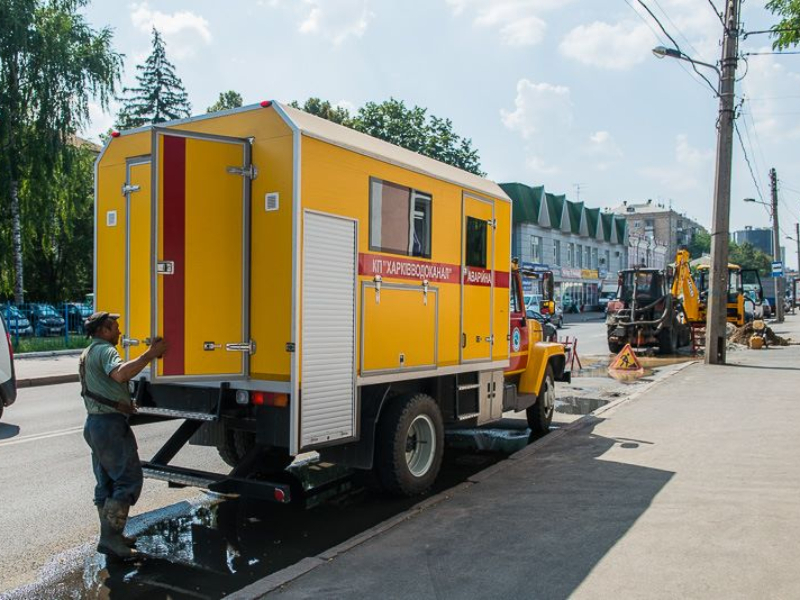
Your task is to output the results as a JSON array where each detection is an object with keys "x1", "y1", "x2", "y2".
[
  {"x1": 770, "y1": 168, "x2": 784, "y2": 322},
  {"x1": 794, "y1": 222, "x2": 799, "y2": 312},
  {"x1": 705, "y1": 0, "x2": 740, "y2": 365}
]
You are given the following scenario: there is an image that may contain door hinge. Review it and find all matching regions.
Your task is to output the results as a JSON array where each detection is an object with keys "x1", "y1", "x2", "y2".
[
  {"x1": 156, "y1": 261, "x2": 175, "y2": 275},
  {"x1": 226, "y1": 341, "x2": 256, "y2": 354},
  {"x1": 226, "y1": 164, "x2": 258, "y2": 179},
  {"x1": 285, "y1": 342, "x2": 296, "y2": 353},
  {"x1": 490, "y1": 218, "x2": 497, "y2": 229},
  {"x1": 121, "y1": 184, "x2": 141, "y2": 196}
]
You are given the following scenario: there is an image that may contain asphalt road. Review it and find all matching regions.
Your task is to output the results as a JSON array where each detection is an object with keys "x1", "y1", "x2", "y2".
[
  {"x1": 557, "y1": 313, "x2": 610, "y2": 357},
  {"x1": 0, "y1": 382, "x2": 227, "y2": 594}
]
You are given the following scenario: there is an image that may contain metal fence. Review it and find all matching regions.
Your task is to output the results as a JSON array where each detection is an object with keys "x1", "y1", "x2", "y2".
[{"x1": 2, "y1": 302, "x2": 93, "y2": 353}]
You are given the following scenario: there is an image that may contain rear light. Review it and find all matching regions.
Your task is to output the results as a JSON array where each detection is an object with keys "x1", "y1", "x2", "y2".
[
  {"x1": 274, "y1": 488, "x2": 287, "y2": 503},
  {"x1": 260, "y1": 100, "x2": 272, "y2": 108},
  {"x1": 235, "y1": 389, "x2": 249, "y2": 405},
  {"x1": 6, "y1": 333, "x2": 12, "y2": 360},
  {"x1": 251, "y1": 391, "x2": 288, "y2": 407},
  {"x1": 110, "y1": 131, "x2": 120, "y2": 138}
]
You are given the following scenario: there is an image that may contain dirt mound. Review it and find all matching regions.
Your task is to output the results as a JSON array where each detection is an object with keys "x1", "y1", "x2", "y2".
[{"x1": 728, "y1": 322, "x2": 792, "y2": 347}]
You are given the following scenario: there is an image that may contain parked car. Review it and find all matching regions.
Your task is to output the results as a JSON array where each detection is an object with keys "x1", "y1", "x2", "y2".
[
  {"x1": 526, "y1": 308, "x2": 558, "y2": 342},
  {"x1": 65, "y1": 303, "x2": 93, "y2": 333},
  {"x1": 524, "y1": 295, "x2": 563, "y2": 328},
  {"x1": 24, "y1": 303, "x2": 66, "y2": 336},
  {"x1": 0, "y1": 313, "x2": 17, "y2": 421},
  {"x1": 762, "y1": 298, "x2": 773, "y2": 319},
  {"x1": 599, "y1": 289, "x2": 618, "y2": 313},
  {"x1": 1, "y1": 305, "x2": 33, "y2": 337}
]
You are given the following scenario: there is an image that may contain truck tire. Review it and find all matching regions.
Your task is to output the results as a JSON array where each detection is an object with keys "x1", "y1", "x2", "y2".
[
  {"x1": 217, "y1": 429, "x2": 292, "y2": 474},
  {"x1": 374, "y1": 393, "x2": 444, "y2": 496},
  {"x1": 658, "y1": 323, "x2": 677, "y2": 355},
  {"x1": 608, "y1": 340, "x2": 624, "y2": 354},
  {"x1": 527, "y1": 365, "x2": 555, "y2": 436}
]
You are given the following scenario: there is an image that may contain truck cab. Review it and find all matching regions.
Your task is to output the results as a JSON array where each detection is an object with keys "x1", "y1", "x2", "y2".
[{"x1": 0, "y1": 313, "x2": 17, "y2": 421}]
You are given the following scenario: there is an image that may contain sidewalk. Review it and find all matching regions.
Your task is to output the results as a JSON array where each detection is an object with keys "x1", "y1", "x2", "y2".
[
  {"x1": 231, "y1": 316, "x2": 800, "y2": 599},
  {"x1": 12, "y1": 352, "x2": 79, "y2": 387}
]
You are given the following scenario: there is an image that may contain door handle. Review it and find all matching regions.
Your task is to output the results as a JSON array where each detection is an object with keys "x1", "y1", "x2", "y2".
[
  {"x1": 462, "y1": 333, "x2": 467, "y2": 348},
  {"x1": 122, "y1": 337, "x2": 140, "y2": 347}
]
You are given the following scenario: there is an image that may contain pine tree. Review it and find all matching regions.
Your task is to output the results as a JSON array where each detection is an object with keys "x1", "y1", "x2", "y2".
[{"x1": 116, "y1": 28, "x2": 191, "y2": 129}]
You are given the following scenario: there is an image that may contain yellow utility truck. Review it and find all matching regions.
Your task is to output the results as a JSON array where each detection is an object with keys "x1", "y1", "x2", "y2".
[{"x1": 95, "y1": 102, "x2": 568, "y2": 500}]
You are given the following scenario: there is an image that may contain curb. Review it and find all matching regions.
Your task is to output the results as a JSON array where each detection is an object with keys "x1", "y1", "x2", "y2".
[
  {"x1": 15, "y1": 374, "x2": 79, "y2": 388},
  {"x1": 233, "y1": 359, "x2": 700, "y2": 599},
  {"x1": 14, "y1": 349, "x2": 83, "y2": 360}
]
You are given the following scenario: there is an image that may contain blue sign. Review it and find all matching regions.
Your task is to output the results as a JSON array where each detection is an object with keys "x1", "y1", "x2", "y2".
[
  {"x1": 772, "y1": 261, "x2": 784, "y2": 277},
  {"x1": 521, "y1": 262, "x2": 550, "y2": 272}
]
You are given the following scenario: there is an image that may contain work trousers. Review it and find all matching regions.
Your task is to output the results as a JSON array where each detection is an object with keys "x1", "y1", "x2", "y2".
[{"x1": 83, "y1": 413, "x2": 143, "y2": 507}]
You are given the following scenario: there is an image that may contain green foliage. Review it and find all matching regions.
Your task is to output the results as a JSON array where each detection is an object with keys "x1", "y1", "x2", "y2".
[
  {"x1": 289, "y1": 97, "x2": 353, "y2": 125},
  {"x1": 292, "y1": 97, "x2": 485, "y2": 175},
  {"x1": 729, "y1": 241, "x2": 773, "y2": 276},
  {"x1": 207, "y1": 90, "x2": 243, "y2": 113},
  {"x1": 765, "y1": 0, "x2": 800, "y2": 50},
  {"x1": 0, "y1": 0, "x2": 122, "y2": 302},
  {"x1": 687, "y1": 230, "x2": 711, "y2": 258},
  {"x1": 11, "y1": 334, "x2": 90, "y2": 354},
  {"x1": 116, "y1": 28, "x2": 191, "y2": 129}
]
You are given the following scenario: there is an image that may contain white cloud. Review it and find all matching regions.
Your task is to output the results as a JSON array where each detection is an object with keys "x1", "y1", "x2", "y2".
[
  {"x1": 83, "y1": 100, "x2": 119, "y2": 143},
  {"x1": 500, "y1": 79, "x2": 572, "y2": 140},
  {"x1": 294, "y1": 0, "x2": 375, "y2": 45},
  {"x1": 641, "y1": 134, "x2": 712, "y2": 191},
  {"x1": 586, "y1": 131, "x2": 623, "y2": 171},
  {"x1": 445, "y1": 0, "x2": 570, "y2": 46},
  {"x1": 559, "y1": 20, "x2": 653, "y2": 70},
  {"x1": 130, "y1": 3, "x2": 211, "y2": 59}
]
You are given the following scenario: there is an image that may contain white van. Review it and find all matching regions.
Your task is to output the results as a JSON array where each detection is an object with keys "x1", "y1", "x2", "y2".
[
  {"x1": 0, "y1": 313, "x2": 17, "y2": 420},
  {"x1": 598, "y1": 283, "x2": 618, "y2": 313}
]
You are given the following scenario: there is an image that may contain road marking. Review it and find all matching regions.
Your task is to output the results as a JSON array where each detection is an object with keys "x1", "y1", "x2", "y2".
[{"x1": 0, "y1": 426, "x2": 84, "y2": 448}]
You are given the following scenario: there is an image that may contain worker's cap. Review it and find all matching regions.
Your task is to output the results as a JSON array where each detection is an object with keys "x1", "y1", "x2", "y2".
[{"x1": 84, "y1": 311, "x2": 120, "y2": 337}]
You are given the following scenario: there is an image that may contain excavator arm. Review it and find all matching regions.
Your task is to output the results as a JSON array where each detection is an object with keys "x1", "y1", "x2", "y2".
[{"x1": 671, "y1": 249, "x2": 702, "y2": 323}]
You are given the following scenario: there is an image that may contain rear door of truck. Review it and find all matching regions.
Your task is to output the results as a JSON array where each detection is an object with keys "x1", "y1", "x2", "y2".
[
  {"x1": 151, "y1": 128, "x2": 252, "y2": 381},
  {"x1": 461, "y1": 193, "x2": 495, "y2": 363}
]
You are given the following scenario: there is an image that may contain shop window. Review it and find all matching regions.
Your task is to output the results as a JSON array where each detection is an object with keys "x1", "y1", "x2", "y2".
[
  {"x1": 466, "y1": 217, "x2": 487, "y2": 268},
  {"x1": 532, "y1": 236, "x2": 543, "y2": 263},
  {"x1": 553, "y1": 240, "x2": 561, "y2": 266},
  {"x1": 369, "y1": 178, "x2": 432, "y2": 258}
]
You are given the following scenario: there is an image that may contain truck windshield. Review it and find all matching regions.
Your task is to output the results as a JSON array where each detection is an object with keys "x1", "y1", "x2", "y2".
[{"x1": 620, "y1": 271, "x2": 664, "y2": 303}]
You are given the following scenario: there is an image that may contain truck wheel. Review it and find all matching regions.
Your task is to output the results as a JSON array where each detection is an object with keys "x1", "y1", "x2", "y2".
[
  {"x1": 608, "y1": 340, "x2": 624, "y2": 354},
  {"x1": 217, "y1": 429, "x2": 254, "y2": 467},
  {"x1": 527, "y1": 365, "x2": 555, "y2": 436},
  {"x1": 658, "y1": 324, "x2": 677, "y2": 355},
  {"x1": 375, "y1": 393, "x2": 444, "y2": 496}
]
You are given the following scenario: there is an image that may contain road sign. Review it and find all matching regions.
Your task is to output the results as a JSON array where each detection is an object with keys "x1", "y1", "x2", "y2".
[
  {"x1": 772, "y1": 261, "x2": 784, "y2": 277},
  {"x1": 609, "y1": 343, "x2": 643, "y2": 371}
]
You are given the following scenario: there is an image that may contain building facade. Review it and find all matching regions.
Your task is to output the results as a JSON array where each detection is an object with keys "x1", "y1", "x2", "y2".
[
  {"x1": 611, "y1": 200, "x2": 706, "y2": 261},
  {"x1": 501, "y1": 183, "x2": 629, "y2": 310},
  {"x1": 733, "y1": 226, "x2": 784, "y2": 262},
  {"x1": 628, "y1": 234, "x2": 668, "y2": 270}
]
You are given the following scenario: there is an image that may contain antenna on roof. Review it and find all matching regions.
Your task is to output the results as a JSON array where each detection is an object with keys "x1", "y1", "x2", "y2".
[{"x1": 573, "y1": 183, "x2": 586, "y2": 201}]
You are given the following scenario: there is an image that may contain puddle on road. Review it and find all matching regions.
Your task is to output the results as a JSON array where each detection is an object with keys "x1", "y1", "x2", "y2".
[
  {"x1": 554, "y1": 396, "x2": 610, "y2": 415},
  {"x1": 572, "y1": 354, "x2": 694, "y2": 382},
  {"x1": 8, "y1": 447, "x2": 509, "y2": 600}
]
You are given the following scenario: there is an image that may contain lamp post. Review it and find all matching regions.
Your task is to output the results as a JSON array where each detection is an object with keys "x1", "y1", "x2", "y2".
[
  {"x1": 744, "y1": 193, "x2": 784, "y2": 322},
  {"x1": 651, "y1": 0, "x2": 740, "y2": 364}
]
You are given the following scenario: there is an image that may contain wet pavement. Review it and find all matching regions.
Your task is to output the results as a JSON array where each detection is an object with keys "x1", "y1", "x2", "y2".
[{"x1": 1, "y1": 356, "x2": 693, "y2": 600}]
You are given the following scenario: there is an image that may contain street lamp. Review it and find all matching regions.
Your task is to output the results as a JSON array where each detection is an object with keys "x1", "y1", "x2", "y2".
[
  {"x1": 743, "y1": 195, "x2": 784, "y2": 322},
  {"x1": 653, "y1": 20, "x2": 740, "y2": 365},
  {"x1": 652, "y1": 46, "x2": 721, "y2": 77}
]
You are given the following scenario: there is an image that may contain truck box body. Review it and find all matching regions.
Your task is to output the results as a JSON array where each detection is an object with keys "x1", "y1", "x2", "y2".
[{"x1": 95, "y1": 103, "x2": 514, "y2": 456}]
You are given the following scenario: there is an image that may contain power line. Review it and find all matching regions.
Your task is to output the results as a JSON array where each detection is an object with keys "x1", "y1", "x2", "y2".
[
  {"x1": 635, "y1": 0, "x2": 719, "y2": 96},
  {"x1": 734, "y1": 122, "x2": 766, "y2": 204},
  {"x1": 736, "y1": 99, "x2": 769, "y2": 197},
  {"x1": 706, "y1": 0, "x2": 725, "y2": 27},
  {"x1": 743, "y1": 51, "x2": 800, "y2": 56}
]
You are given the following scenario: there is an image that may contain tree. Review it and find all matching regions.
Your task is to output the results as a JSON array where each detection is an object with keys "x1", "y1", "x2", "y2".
[
  {"x1": 687, "y1": 230, "x2": 711, "y2": 259},
  {"x1": 729, "y1": 241, "x2": 773, "y2": 276},
  {"x1": 765, "y1": 0, "x2": 800, "y2": 49},
  {"x1": 116, "y1": 28, "x2": 190, "y2": 129},
  {"x1": 0, "y1": 0, "x2": 122, "y2": 303},
  {"x1": 352, "y1": 99, "x2": 484, "y2": 175},
  {"x1": 291, "y1": 97, "x2": 485, "y2": 175},
  {"x1": 207, "y1": 90, "x2": 243, "y2": 113},
  {"x1": 289, "y1": 97, "x2": 352, "y2": 125}
]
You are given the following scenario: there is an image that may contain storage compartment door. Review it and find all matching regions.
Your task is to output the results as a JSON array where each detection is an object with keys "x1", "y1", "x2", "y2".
[
  {"x1": 361, "y1": 283, "x2": 437, "y2": 374},
  {"x1": 152, "y1": 129, "x2": 251, "y2": 381},
  {"x1": 123, "y1": 158, "x2": 152, "y2": 361},
  {"x1": 300, "y1": 211, "x2": 357, "y2": 449},
  {"x1": 461, "y1": 195, "x2": 495, "y2": 363}
]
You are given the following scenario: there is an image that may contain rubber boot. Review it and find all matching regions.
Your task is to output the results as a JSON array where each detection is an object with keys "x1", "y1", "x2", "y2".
[
  {"x1": 97, "y1": 505, "x2": 136, "y2": 547},
  {"x1": 97, "y1": 499, "x2": 138, "y2": 559}
]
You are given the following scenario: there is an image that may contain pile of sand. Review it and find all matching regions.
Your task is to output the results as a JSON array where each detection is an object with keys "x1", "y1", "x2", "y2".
[{"x1": 728, "y1": 322, "x2": 792, "y2": 347}]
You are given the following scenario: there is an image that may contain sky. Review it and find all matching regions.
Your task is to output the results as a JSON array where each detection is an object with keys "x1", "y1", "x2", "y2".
[{"x1": 82, "y1": 0, "x2": 800, "y2": 270}]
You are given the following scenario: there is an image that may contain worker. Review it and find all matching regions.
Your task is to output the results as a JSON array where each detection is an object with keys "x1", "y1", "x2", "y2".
[{"x1": 80, "y1": 311, "x2": 167, "y2": 559}]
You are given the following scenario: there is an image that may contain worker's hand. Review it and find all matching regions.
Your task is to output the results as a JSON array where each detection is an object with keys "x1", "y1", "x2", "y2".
[
  {"x1": 144, "y1": 336, "x2": 168, "y2": 360},
  {"x1": 117, "y1": 401, "x2": 138, "y2": 416}
]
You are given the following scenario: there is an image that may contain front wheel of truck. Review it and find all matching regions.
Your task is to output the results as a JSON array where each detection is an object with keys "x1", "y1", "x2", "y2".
[
  {"x1": 374, "y1": 393, "x2": 444, "y2": 496},
  {"x1": 527, "y1": 365, "x2": 555, "y2": 436}
]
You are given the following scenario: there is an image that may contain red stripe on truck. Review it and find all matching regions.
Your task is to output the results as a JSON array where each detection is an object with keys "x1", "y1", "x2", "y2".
[
  {"x1": 358, "y1": 253, "x2": 509, "y2": 288},
  {"x1": 162, "y1": 135, "x2": 186, "y2": 376}
]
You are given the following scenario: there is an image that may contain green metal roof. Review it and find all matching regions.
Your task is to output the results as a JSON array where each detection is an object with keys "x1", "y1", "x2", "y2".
[
  {"x1": 585, "y1": 207, "x2": 600, "y2": 238},
  {"x1": 567, "y1": 201, "x2": 584, "y2": 235},
  {"x1": 545, "y1": 193, "x2": 565, "y2": 228},
  {"x1": 500, "y1": 183, "x2": 542, "y2": 225},
  {"x1": 615, "y1": 217, "x2": 627, "y2": 243},
  {"x1": 601, "y1": 213, "x2": 615, "y2": 242}
]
